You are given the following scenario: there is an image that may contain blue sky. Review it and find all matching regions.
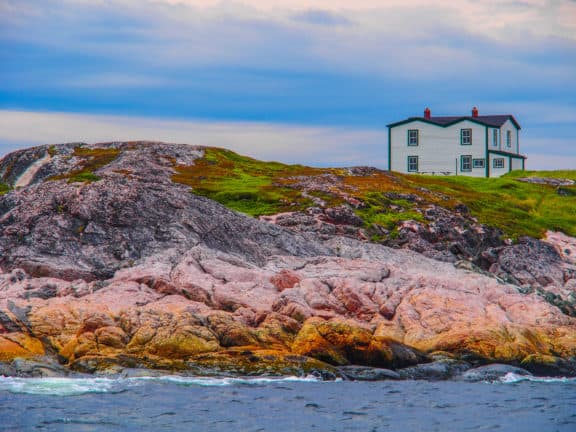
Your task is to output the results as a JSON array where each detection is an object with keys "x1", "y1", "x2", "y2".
[{"x1": 1, "y1": 0, "x2": 575, "y2": 168}]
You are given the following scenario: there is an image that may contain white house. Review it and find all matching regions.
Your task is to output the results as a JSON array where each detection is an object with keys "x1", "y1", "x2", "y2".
[{"x1": 387, "y1": 107, "x2": 526, "y2": 177}]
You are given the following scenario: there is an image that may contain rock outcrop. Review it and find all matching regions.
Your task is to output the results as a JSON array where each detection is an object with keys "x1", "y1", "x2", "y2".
[
  {"x1": 0, "y1": 143, "x2": 330, "y2": 281},
  {"x1": 1, "y1": 142, "x2": 575, "y2": 377}
]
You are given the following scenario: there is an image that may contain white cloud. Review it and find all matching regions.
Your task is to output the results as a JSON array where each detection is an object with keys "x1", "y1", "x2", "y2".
[
  {"x1": 0, "y1": 110, "x2": 388, "y2": 167},
  {"x1": 2, "y1": 0, "x2": 574, "y2": 82},
  {"x1": 146, "y1": 0, "x2": 576, "y2": 40}
]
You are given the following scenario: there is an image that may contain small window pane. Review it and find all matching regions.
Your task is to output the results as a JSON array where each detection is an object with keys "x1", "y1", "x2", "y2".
[
  {"x1": 473, "y1": 158, "x2": 485, "y2": 168},
  {"x1": 493, "y1": 129, "x2": 498, "y2": 147},
  {"x1": 408, "y1": 156, "x2": 418, "y2": 172},
  {"x1": 461, "y1": 129, "x2": 472, "y2": 145},
  {"x1": 506, "y1": 130, "x2": 512, "y2": 147},
  {"x1": 408, "y1": 130, "x2": 419, "y2": 146},
  {"x1": 461, "y1": 155, "x2": 472, "y2": 171},
  {"x1": 493, "y1": 158, "x2": 505, "y2": 169}
]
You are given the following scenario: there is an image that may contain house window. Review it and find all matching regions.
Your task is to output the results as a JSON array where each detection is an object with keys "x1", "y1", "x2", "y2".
[
  {"x1": 492, "y1": 129, "x2": 498, "y2": 147},
  {"x1": 407, "y1": 156, "x2": 418, "y2": 172},
  {"x1": 408, "y1": 129, "x2": 419, "y2": 146},
  {"x1": 461, "y1": 129, "x2": 472, "y2": 145},
  {"x1": 506, "y1": 130, "x2": 512, "y2": 148},
  {"x1": 461, "y1": 155, "x2": 472, "y2": 172},
  {"x1": 493, "y1": 158, "x2": 505, "y2": 169},
  {"x1": 473, "y1": 158, "x2": 485, "y2": 168}
]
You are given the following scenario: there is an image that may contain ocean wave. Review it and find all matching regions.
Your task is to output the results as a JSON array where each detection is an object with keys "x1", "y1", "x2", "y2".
[
  {"x1": 0, "y1": 375, "x2": 323, "y2": 396},
  {"x1": 0, "y1": 377, "x2": 123, "y2": 396},
  {"x1": 499, "y1": 373, "x2": 576, "y2": 384},
  {"x1": 128, "y1": 375, "x2": 323, "y2": 387}
]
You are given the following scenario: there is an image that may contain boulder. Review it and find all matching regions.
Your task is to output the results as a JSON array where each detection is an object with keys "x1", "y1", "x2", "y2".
[
  {"x1": 338, "y1": 365, "x2": 400, "y2": 381},
  {"x1": 461, "y1": 364, "x2": 532, "y2": 382},
  {"x1": 397, "y1": 359, "x2": 471, "y2": 381}
]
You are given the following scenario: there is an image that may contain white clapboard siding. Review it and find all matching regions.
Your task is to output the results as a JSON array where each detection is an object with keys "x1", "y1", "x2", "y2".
[
  {"x1": 500, "y1": 119, "x2": 519, "y2": 153},
  {"x1": 390, "y1": 120, "x2": 487, "y2": 177},
  {"x1": 487, "y1": 127, "x2": 500, "y2": 151},
  {"x1": 489, "y1": 153, "x2": 509, "y2": 177}
]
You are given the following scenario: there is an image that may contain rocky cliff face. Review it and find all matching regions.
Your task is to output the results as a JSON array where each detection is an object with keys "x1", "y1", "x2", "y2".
[
  {"x1": 0, "y1": 142, "x2": 575, "y2": 377},
  {"x1": 0, "y1": 143, "x2": 330, "y2": 281}
]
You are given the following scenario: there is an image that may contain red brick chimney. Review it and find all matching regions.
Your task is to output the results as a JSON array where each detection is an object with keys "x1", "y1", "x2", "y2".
[
  {"x1": 472, "y1": 106, "x2": 479, "y2": 118},
  {"x1": 424, "y1": 107, "x2": 431, "y2": 119}
]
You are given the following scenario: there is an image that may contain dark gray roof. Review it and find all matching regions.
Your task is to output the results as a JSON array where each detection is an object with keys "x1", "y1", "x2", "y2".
[{"x1": 387, "y1": 115, "x2": 521, "y2": 129}]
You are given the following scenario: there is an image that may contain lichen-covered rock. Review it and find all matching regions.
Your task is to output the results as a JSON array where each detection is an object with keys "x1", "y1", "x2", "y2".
[{"x1": 0, "y1": 142, "x2": 331, "y2": 281}]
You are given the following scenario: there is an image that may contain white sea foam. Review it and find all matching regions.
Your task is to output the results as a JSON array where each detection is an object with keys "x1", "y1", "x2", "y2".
[
  {"x1": 129, "y1": 375, "x2": 322, "y2": 387},
  {"x1": 0, "y1": 375, "x2": 323, "y2": 396},
  {"x1": 0, "y1": 377, "x2": 121, "y2": 396},
  {"x1": 499, "y1": 372, "x2": 576, "y2": 384}
]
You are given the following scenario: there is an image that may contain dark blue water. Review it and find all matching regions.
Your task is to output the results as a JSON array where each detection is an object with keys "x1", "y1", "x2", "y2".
[{"x1": 0, "y1": 375, "x2": 575, "y2": 431}]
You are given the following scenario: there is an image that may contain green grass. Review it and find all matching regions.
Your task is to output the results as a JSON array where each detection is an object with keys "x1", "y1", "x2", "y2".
[
  {"x1": 173, "y1": 147, "x2": 576, "y2": 239},
  {"x1": 403, "y1": 174, "x2": 576, "y2": 238},
  {"x1": 505, "y1": 170, "x2": 576, "y2": 180},
  {"x1": 173, "y1": 147, "x2": 320, "y2": 216},
  {"x1": 356, "y1": 191, "x2": 424, "y2": 232}
]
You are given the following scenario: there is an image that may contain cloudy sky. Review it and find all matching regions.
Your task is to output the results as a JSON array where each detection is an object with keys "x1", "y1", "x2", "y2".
[{"x1": 1, "y1": 0, "x2": 575, "y2": 168}]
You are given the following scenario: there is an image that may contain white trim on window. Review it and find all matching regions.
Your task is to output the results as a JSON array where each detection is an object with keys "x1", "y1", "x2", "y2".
[
  {"x1": 460, "y1": 128, "x2": 472, "y2": 145},
  {"x1": 461, "y1": 155, "x2": 472, "y2": 172},
  {"x1": 473, "y1": 158, "x2": 485, "y2": 168},
  {"x1": 407, "y1": 156, "x2": 418, "y2": 172},
  {"x1": 408, "y1": 129, "x2": 419, "y2": 146}
]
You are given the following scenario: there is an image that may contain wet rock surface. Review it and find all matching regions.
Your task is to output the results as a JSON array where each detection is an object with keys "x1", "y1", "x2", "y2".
[
  {"x1": 397, "y1": 359, "x2": 472, "y2": 381},
  {"x1": 0, "y1": 142, "x2": 575, "y2": 378},
  {"x1": 460, "y1": 364, "x2": 533, "y2": 382},
  {"x1": 337, "y1": 365, "x2": 401, "y2": 381}
]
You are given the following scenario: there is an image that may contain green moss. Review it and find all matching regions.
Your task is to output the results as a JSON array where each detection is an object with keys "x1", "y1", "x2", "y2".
[
  {"x1": 68, "y1": 171, "x2": 101, "y2": 183},
  {"x1": 355, "y1": 192, "x2": 423, "y2": 233},
  {"x1": 49, "y1": 146, "x2": 119, "y2": 184},
  {"x1": 0, "y1": 182, "x2": 11, "y2": 195}
]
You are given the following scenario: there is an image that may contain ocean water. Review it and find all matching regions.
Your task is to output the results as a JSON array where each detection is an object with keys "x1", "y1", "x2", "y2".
[{"x1": 0, "y1": 374, "x2": 574, "y2": 432}]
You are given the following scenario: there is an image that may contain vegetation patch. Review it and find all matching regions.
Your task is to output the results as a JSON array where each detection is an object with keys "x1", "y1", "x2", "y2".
[
  {"x1": 402, "y1": 174, "x2": 576, "y2": 238},
  {"x1": 172, "y1": 148, "x2": 322, "y2": 216},
  {"x1": 49, "y1": 146, "x2": 120, "y2": 184},
  {"x1": 172, "y1": 147, "x2": 575, "y2": 239},
  {"x1": 355, "y1": 192, "x2": 424, "y2": 235},
  {"x1": 47, "y1": 145, "x2": 58, "y2": 157},
  {"x1": 506, "y1": 170, "x2": 576, "y2": 181},
  {"x1": 0, "y1": 182, "x2": 11, "y2": 195}
]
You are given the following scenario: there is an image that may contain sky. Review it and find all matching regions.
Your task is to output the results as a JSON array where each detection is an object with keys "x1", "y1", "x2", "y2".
[{"x1": 1, "y1": 0, "x2": 575, "y2": 169}]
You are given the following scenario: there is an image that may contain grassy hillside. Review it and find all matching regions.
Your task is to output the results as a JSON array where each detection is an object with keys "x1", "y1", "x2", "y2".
[{"x1": 172, "y1": 148, "x2": 575, "y2": 239}]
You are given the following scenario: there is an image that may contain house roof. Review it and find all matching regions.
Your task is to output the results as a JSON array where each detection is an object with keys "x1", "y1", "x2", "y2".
[
  {"x1": 488, "y1": 149, "x2": 527, "y2": 159},
  {"x1": 387, "y1": 114, "x2": 521, "y2": 130}
]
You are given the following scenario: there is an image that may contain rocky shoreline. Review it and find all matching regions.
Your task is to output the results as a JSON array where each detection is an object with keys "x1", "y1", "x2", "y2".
[
  {"x1": 1, "y1": 142, "x2": 575, "y2": 380},
  {"x1": 1, "y1": 356, "x2": 569, "y2": 384}
]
